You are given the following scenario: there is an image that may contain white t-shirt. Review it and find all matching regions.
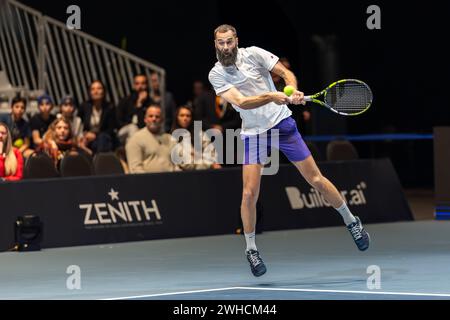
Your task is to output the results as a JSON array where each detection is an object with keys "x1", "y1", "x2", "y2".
[{"x1": 208, "y1": 46, "x2": 292, "y2": 135}]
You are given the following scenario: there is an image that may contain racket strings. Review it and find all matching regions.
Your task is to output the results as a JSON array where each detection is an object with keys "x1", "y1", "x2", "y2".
[{"x1": 325, "y1": 82, "x2": 373, "y2": 114}]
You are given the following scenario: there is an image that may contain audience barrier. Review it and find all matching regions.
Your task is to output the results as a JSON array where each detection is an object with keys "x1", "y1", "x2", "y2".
[{"x1": 0, "y1": 158, "x2": 412, "y2": 250}]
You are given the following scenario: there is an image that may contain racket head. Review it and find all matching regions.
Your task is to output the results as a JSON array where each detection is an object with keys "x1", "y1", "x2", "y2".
[{"x1": 323, "y1": 79, "x2": 373, "y2": 116}]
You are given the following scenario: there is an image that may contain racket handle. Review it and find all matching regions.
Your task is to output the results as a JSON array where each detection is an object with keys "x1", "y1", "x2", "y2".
[
  {"x1": 304, "y1": 95, "x2": 312, "y2": 102},
  {"x1": 287, "y1": 96, "x2": 308, "y2": 105}
]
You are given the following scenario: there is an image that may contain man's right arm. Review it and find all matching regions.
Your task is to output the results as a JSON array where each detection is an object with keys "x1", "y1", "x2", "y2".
[
  {"x1": 219, "y1": 86, "x2": 290, "y2": 110},
  {"x1": 125, "y1": 137, "x2": 145, "y2": 173}
]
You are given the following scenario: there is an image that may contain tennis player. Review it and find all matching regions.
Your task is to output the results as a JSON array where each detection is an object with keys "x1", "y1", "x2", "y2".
[{"x1": 208, "y1": 24, "x2": 370, "y2": 277}]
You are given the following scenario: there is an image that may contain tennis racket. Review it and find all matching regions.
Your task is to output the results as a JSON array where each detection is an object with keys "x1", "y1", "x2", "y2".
[{"x1": 290, "y1": 79, "x2": 373, "y2": 116}]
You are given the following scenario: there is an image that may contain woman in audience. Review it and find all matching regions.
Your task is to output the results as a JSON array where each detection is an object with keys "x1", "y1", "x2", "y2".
[
  {"x1": 171, "y1": 105, "x2": 221, "y2": 170},
  {"x1": 78, "y1": 80, "x2": 117, "y2": 154},
  {"x1": 36, "y1": 117, "x2": 83, "y2": 168},
  {"x1": 0, "y1": 122, "x2": 24, "y2": 181}
]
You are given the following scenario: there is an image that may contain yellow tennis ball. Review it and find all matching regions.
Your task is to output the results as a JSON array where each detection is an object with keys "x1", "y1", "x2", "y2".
[
  {"x1": 283, "y1": 85, "x2": 295, "y2": 96},
  {"x1": 14, "y1": 138, "x2": 24, "y2": 148}
]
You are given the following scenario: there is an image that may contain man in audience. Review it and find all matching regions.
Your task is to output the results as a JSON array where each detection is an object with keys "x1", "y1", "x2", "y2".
[
  {"x1": 194, "y1": 87, "x2": 241, "y2": 133},
  {"x1": 0, "y1": 96, "x2": 32, "y2": 157},
  {"x1": 126, "y1": 105, "x2": 179, "y2": 173},
  {"x1": 117, "y1": 74, "x2": 153, "y2": 144},
  {"x1": 149, "y1": 72, "x2": 177, "y2": 132},
  {"x1": 186, "y1": 80, "x2": 206, "y2": 108},
  {"x1": 193, "y1": 84, "x2": 241, "y2": 167}
]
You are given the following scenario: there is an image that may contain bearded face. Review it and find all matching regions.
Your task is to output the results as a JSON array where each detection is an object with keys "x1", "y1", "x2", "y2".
[
  {"x1": 216, "y1": 45, "x2": 238, "y2": 67},
  {"x1": 215, "y1": 31, "x2": 239, "y2": 67}
]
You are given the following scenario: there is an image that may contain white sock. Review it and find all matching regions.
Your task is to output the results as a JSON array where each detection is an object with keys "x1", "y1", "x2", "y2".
[
  {"x1": 244, "y1": 231, "x2": 257, "y2": 252},
  {"x1": 335, "y1": 202, "x2": 357, "y2": 226}
]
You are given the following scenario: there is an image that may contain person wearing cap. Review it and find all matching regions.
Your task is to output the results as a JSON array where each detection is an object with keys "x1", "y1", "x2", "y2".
[
  {"x1": 58, "y1": 95, "x2": 84, "y2": 142},
  {"x1": 29, "y1": 94, "x2": 56, "y2": 148},
  {"x1": 57, "y1": 95, "x2": 93, "y2": 156}
]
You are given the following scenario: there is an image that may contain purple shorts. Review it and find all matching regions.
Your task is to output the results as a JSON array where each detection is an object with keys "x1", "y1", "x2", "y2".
[{"x1": 241, "y1": 117, "x2": 311, "y2": 165}]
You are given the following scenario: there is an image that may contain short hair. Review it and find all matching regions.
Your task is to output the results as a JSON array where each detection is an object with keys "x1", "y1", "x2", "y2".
[
  {"x1": 145, "y1": 104, "x2": 163, "y2": 121},
  {"x1": 149, "y1": 72, "x2": 159, "y2": 81},
  {"x1": 134, "y1": 73, "x2": 148, "y2": 80},
  {"x1": 147, "y1": 103, "x2": 161, "y2": 109},
  {"x1": 214, "y1": 24, "x2": 237, "y2": 39},
  {"x1": 11, "y1": 96, "x2": 27, "y2": 108}
]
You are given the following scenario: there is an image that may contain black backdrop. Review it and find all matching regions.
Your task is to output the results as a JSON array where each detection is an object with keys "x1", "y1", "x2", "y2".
[{"x1": 20, "y1": 0, "x2": 450, "y2": 134}]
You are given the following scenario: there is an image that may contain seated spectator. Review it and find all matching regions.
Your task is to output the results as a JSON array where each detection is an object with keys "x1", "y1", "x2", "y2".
[
  {"x1": 126, "y1": 105, "x2": 179, "y2": 173},
  {"x1": 0, "y1": 122, "x2": 23, "y2": 181},
  {"x1": 186, "y1": 80, "x2": 206, "y2": 108},
  {"x1": 149, "y1": 72, "x2": 177, "y2": 133},
  {"x1": 171, "y1": 105, "x2": 221, "y2": 170},
  {"x1": 58, "y1": 95, "x2": 84, "y2": 142},
  {"x1": 193, "y1": 88, "x2": 241, "y2": 166},
  {"x1": 78, "y1": 80, "x2": 117, "y2": 153},
  {"x1": 0, "y1": 96, "x2": 33, "y2": 158},
  {"x1": 117, "y1": 74, "x2": 153, "y2": 144},
  {"x1": 29, "y1": 94, "x2": 57, "y2": 148},
  {"x1": 193, "y1": 87, "x2": 241, "y2": 133},
  {"x1": 36, "y1": 117, "x2": 83, "y2": 169}
]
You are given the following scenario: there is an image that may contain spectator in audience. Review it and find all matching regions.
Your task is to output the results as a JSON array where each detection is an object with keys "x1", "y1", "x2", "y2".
[
  {"x1": 149, "y1": 72, "x2": 177, "y2": 132},
  {"x1": 126, "y1": 105, "x2": 179, "y2": 173},
  {"x1": 171, "y1": 105, "x2": 221, "y2": 170},
  {"x1": 271, "y1": 57, "x2": 312, "y2": 135},
  {"x1": 117, "y1": 74, "x2": 153, "y2": 144},
  {"x1": 193, "y1": 80, "x2": 205, "y2": 100},
  {"x1": 0, "y1": 97, "x2": 32, "y2": 157},
  {"x1": 193, "y1": 86, "x2": 242, "y2": 167},
  {"x1": 29, "y1": 94, "x2": 57, "y2": 148},
  {"x1": 36, "y1": 117, "x2": 84, "y2": 169},
  {"x1": 58, "y1": 95, "x2": 83, "y2": 141},
  {"x1": 186, "y1": 80, "x2": 206, "y2": 108},
  {"x1": 78, "y1": 80, "x2": 117, "y2": 153},
  {"x1": 0, "y1": 122, "x2": 23, "y2": 181},
  {"x1": 193, "y1": 86, "x2": 241, "y2": 133}
]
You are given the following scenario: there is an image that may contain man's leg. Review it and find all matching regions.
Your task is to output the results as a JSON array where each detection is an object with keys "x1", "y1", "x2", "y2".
[
  {"x1": 292, "y1": 155, "x2": 370, "y2": 251},
  {"x1": 241, "y1": 163, "x2": 267, "y2": 276},
  {"x1": 292, "y1": 155, "x2": 352, "y2": 216},
  {"x1": 241, "y1": 163, "x2": 262, "y2": 235}
]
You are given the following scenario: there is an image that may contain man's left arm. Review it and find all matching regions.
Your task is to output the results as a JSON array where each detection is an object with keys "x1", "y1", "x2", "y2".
[{"x1": 271, "y1": 62, "x2": 305, "y2": 105}]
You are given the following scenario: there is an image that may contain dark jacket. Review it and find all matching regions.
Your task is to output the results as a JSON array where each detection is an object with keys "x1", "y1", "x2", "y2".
[
  {"x1": 193, "y1": 90, "x2": 241, "y2": 131},
  {"x1": 116, "y1": 91, "x2": 153, "y2": 129},
  {"x1": 78, "y1": 100, "x2": 117, "y2": 136}
]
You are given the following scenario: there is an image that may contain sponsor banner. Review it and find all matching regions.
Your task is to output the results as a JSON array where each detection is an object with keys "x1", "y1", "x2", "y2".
[
  {"x1": 260, "y1": 158, "x2": 413, "y2": 230},
  {"x1": 0, "y1": 159, "x2": 412, "y2": 250}
]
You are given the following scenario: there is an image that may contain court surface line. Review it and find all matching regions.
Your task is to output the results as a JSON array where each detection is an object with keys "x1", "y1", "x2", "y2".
[
  {"x1": 101, "y1": 287, "x2": 242, "y2": 300},
  {"x1": 101, "y1": 286, "x2": 450, "y2": 300}
]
